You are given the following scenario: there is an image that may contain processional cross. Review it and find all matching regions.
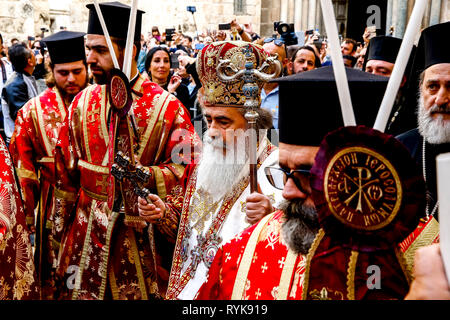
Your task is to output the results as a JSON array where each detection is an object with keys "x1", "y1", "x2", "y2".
[{"x1": 216, "y1": 44, "x2": 281, "y2": 192}]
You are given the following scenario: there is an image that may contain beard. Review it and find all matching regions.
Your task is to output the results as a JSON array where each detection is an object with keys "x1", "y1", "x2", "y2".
[
  {"x1": 90, "y1": 64, "x2": 108, "y2": 85},
  {"x1": 418, "y1": 92, "x2": 450, "y2": 144},
  {"x1": 195, "y1": 132, "x2": 248, "y2": 201},
  {"x1": 279, "y1": 199, "x2": 319, "y2": 255}
]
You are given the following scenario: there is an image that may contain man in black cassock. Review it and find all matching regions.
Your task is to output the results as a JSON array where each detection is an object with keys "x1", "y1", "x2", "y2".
[{"x1": 397, "y1": 21, "x2": 450, "y2": 222}]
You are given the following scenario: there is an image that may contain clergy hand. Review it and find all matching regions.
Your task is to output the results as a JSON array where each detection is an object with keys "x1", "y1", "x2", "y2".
[
  {"x1": 405, "y1": 244, "x2": 450, "y2": 300},
  {"x1": 138, "y1": 194, "x2": 166, "y2": 224},
  {"x1": 245, "y1": 192, "x2": 274, "y2": 225}
]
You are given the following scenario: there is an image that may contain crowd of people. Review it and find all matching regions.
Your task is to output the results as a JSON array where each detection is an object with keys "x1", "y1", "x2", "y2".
[{"x1": 0, "y1": 1, "x2": 449, "y2": 302}]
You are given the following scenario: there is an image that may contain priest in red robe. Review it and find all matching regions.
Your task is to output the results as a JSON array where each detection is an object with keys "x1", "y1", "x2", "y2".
[
  {"x1": 52, "y1": 2, "x2": 200, "y2": 300},
  {"x1": 196, "y1": 65, "x2": 418, "y2": 300},
  {"x1": 9, "y1": 30, "x2": 89, "y2": 299},
  {"x1": 0, "y1": 135, "x2": 39, "y2": 300}
]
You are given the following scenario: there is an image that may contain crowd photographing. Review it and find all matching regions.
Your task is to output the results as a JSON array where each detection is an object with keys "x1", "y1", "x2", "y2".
[{"x1": 0, "y1": 1, "x2": 449, "y2": 301}]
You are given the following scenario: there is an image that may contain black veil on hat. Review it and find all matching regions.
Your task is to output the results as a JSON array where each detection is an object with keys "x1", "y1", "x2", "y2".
[
  {"x1": 361, "y1": 35, "x2": 418, "y2": 136},
  {"x1": 273, "y1": 66, "x2": 389, "y2": 146},
  {"x1": 42, "y1": 31, "x2": 86, "y2": 64},
  {"x1": 86, "y1": 1, "x2": 145, "y2": 41},
  {"x1": 365, "y1": 36, "x2": 402, "y2": 65},
  {"x1": 414, "y1": 21, "x2": 450, "y2": 72},
  {"x1": 393, "y1": 21, "x2": 450, "y2": 136}
]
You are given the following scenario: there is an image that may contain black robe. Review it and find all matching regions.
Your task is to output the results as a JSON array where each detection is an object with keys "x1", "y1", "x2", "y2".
[{"x1": 397, "y1": 128, "x2": 450, "y2": 219}]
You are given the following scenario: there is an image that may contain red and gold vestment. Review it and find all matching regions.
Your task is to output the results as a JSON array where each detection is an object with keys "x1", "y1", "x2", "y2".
[
  {"x1": 0, "y1": 135, "x2": 39, "y2": 300},
  {"x1": 52, "y1": 74, "x2": 200, "y2": 300},
  {"x1": 10, "y1": 86, "x2": 70, "y2": 298}
]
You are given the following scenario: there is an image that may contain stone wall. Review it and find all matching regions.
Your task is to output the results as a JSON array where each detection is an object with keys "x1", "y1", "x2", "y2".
[
  {"x1": 0, "y1": 0, "x2": 262, "y2": 44},
  {"x1": 1, "y1": 0, "x2": 448, "y2": 45}
]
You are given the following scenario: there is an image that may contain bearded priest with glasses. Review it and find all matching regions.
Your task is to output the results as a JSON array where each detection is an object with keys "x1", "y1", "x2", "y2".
[{"x1": 194, "y1": 62, "x2": 408, "y2": 300}]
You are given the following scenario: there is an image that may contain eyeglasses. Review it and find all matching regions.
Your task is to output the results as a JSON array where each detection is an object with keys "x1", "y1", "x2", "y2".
[
  {"x1": 263, "y1": 38, "x2": 285, "y2": 47},
  {"x1": 264, "y1": 166, "x2": 311, "y2": 193}
]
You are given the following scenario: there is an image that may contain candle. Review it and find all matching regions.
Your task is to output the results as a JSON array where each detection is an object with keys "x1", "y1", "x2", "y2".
[
  {"x1": 437, "y1": 152, "x2": 450, "y2": 286},
  {"x1": 93, "y1": 0, "x2": 120, "y2": 70},
  {"x1": 320, "y1": 0, "x2": 356, "y2": 127},
  {"x1": 123, "y1": 0, "x2": 139, "y2": 80},
  {"x1": 373, "y1": 0, "x2": 427, "y2": 132}
]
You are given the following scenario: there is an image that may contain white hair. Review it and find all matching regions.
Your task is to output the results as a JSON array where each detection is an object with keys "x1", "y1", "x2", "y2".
[
  {"x1": 417, "y1": 91, "x2": 450, "y2": 144},
  {"x1": 195, "y1": 131, "x2": 248, "y2": 201}
]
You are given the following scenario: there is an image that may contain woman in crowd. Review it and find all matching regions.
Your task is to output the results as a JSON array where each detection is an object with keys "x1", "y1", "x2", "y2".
[{"x1": 145, "y1": 46, "x2": 190, "y2": 110}]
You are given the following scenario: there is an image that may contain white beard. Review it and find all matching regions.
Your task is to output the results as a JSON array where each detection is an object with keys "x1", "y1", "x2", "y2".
[
  {"x1": 418, "y1": 92, "x2": 450, "y2": 144},
  {"x1": 195, "y1": 132, "x2": 249, "y2": 201}
]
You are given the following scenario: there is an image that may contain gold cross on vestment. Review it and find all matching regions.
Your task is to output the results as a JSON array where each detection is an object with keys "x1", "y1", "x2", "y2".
[
  {"x1": 96, "y1": 175, "x2": 108, "y2": 194},
  {"x1": 46, "y1": 110, "x2": 61, "y2": 128},
  {"x1": 87, "y1": 106, "x2": 100, "y2": 123}
]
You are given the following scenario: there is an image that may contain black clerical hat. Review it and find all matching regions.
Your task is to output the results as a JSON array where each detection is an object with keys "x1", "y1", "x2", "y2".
[
  {"x1": 414, "y1": 21, "x2": 450, "y2": 71},
  {"x1": 366, "y1": 36, "x2": 402, "y2": 64},
  {"x1": 273, "y1": 66, "x2": 389, "y2": 146},
  {"x1": 86, "y1": 1, "x2": 145, "y2": 41},
  {"x1": 42, "y1": 31, "x2": 86, "y2": 64}
]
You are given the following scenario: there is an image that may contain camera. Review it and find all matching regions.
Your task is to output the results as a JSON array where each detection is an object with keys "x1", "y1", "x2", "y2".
[
  {"x1": 273, "y1": 21, "x2": 298, "y2": 46},
  {"x1": 187, "y1": 6, "x2": 196, "y2": 13},
  {"x1": 165, "y1": 28, "x2": 175, "y2": 42},
  {"x1": 218, "y1": 23, "x2": 231, "y2": 31},
  {"x1": 170, "y1": 53, "x2": 180, "y2": 69}
]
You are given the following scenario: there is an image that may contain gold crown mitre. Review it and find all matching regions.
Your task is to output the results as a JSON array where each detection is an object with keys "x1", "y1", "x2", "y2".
[{"x1": 196, "y1": 41, "x2": 280, "y2": 107}]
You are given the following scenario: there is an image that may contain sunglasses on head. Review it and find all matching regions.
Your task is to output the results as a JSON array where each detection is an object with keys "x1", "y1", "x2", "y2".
[{"x1": 263, "y1": 38, "x2": 285, "y2": 47}]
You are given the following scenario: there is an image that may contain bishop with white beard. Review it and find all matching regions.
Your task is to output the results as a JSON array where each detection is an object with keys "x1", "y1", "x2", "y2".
[
  {"x1": 396, "y1": 21, "x2": 449, "y2": 260},
  {"x1": 137, "y1": 41, "x2": 284, "y2": 300}
]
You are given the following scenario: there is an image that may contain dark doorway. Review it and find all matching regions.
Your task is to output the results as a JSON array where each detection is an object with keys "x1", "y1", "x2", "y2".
[{"x1": 346, "y1": 0, "x2": 387, "y2": 42}]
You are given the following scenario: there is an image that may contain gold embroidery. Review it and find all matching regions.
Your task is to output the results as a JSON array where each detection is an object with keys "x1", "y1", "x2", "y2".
[
  {"x1": 109, "y1": 266, "x2": 120, "y2": 300},
  {"x1": 137, "y1": 90, "x2": 171, "y2": 159},
  {"x1": 152, "y1": 166, "x2": 167, "y2": 200},
  {"x1": 310, "y1": 287, "x2": 344, "y2": 300},
  {"x1": 231, "y1": 212, "x2": 274, "y2": 300},
  {"x1": 403, "y1": 217, "x2": 440, "y2": 275},
  {"x1": 324, "y1": 147, "x2": 402, "y2": 231},
  {"x1": 78, "y1": 160, "x2": 109, "y2": 174},
  {"x1": 81, "y1": 86, "x2": 95, "y2": 163},
  {"x1": 189, "y1": 188, "x2": 220, "y2": 234},
  {"x1": 127, "y1": 228, "x2": 149, "y2": 300},
  {"x1": 80, "y1": 186, "x2": 108, "y2": 202},
  {"x1": 72, "y1": 200, "x2": 97, "y2": 300},
  {"x1": 277, "y1": 248, "x2": 299, "y2": 300},
  {"x1": 301, "y1": 228, "x2": 325, "y2": 300},
  {"x1": 54, "y1": 188, "x2": 77, "y2": 201},
  {"x1": 37, "y1": 157, "x2": 54, "y2": 163},
  {"x1": 34, "y1": 93, "x2": 54, "y2": 156},
  {"x1": 346, "y1": 250, "x2": 358, "y2": 300},
  {"x1": 15, "y1": 167, "x2": 38, "y2": 181},
  {"x1": 395, "y1": 247, "x2": 412, "y2": 284}
]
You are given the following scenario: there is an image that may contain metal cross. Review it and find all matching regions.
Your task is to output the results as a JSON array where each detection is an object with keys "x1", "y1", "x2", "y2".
[
  {"x1": 216, "y1": 44, "x2": 282, "y2": 192},
  {"x1": 111, "y1": 150, "x2": 152, "y2": 199},
  {"x1": 87, "y1": 107, "x2": 100, "y2": 123},
  {"x1": 188, "y1": 234, "x2": 205, "y2": 277}
]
